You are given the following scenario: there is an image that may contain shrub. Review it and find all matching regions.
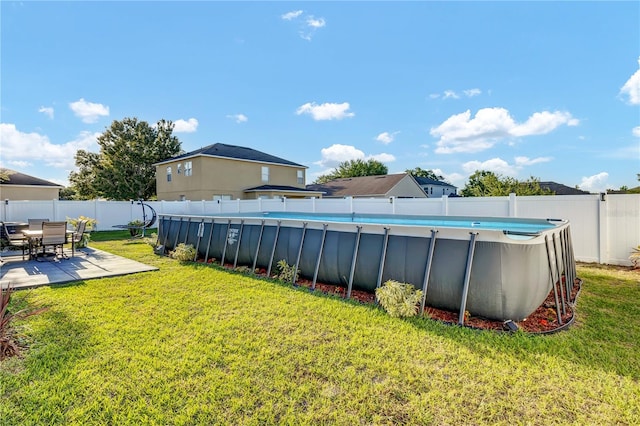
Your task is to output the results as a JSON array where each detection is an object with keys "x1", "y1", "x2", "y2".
[
  {"x1": 375, "y1": 280, "x2": 423, "y2": 318},
  {"x1": 169, "y1": 243, "x2": 196, "y2": 262},
  {"x1": 143, "y1": 233, "x2": 158, "y2": 248},
  {"x1": 630, "y1": 246, "x2": 640, "y2": 269},
  {"x1": 66, "y1": 215, "x2": 97, "y2": 248},
  {"x1": 275, "y1": 259, "x2": 299, "y2": 282}
]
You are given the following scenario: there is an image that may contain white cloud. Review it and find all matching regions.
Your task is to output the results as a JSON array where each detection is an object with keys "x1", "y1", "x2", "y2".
[
  {"x1": 0, "y1": 123, "x2": 99, "y2": 169},
  {"x1": 431, "y1": 88, "x2": 482, "y2": 100},
  {"x1": 579, "y1": 172, "x2": 609, "y2": 193},
  {"x1": 38, "y1": 106, "x2": 54, "y2": 119},
  {"x1": 443, "y1": 90, "x2": 459, "y2": 100},
  {"x1": 511, "y1": 111, "x2": 578, "y2": 136},
  {"x1": 314, "y1": 144, "x2": 394, "y2": 169},
  {"x1": 369, "y1": 153, "x2": 396, "y2": 163},
  {"x1": 226, "y1": 114, "x2": 248, "y2": 124},
  {"x1": 463, "y1": 88, "x2": 482, "y2": 97},
  {"x1": 173, "y1": 118, "x2": 199, "y2": 133},
  {"x1": 514, "y1": 156, "x2": 553, "y2": 166},
  {"x1": 296, "y1": 102, "x2": 355, "y2": 120},
  {"x1": 375, "y1": 131, "x2": 399, "y2": 145},
  {"x1": 69, "y1": 98, "x2": 109, "y2": 123},
  {"x1": 432, "y1": 108, "x2": 579, "y2": 154},
  {"x1": 306, "y1": 16, "x2": 326, "y2": 28},
  {"x1": 281, "y1": 10, "x2": 303, "y2": 20},
  {"x1": 281, "y1": 9, "x2": 325, "y2": 40},
  {"x1": 462, "y1": 158, "x2": 519, "y2": 176},
  {"x1": 619, "y1": 57, "x2": 640, "y2": 105},
  {"x1": 461, "y1": 156, "x2": 552, "y2": 177},
  {"x1": 316, "y1": 144, "x2": 364, "y2": 168},
  {"x1": 632, "y1": 126, "x2": 640, "y2": 137}
]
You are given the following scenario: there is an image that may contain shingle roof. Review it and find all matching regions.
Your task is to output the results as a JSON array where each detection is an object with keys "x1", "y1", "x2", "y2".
[
  {"x1": 157, "y1": 143, "x2": 306, "y2": 168},
  {"x1": 539, "y1": 181, "x2": 590, "y2": 195},
  {"x1": 414, "y1": 176, "x2": 457, "y2": 189},
  {"x1": 306, "y1": 174, "x2": 409, "y2": 197},
  {"x1": 0, "y1": 169, "x2": 63, "y2": 187}
]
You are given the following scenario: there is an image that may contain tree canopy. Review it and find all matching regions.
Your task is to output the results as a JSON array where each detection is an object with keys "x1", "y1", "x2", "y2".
[
  {"x1": 461, "y1": 171, "x2": 554, "y2": 197},
  {"x1": 68, "y1": 118, "x2": 182, "y2": 200},
  {"x1": 314, "y1": 159, "x2": 388, "y2": 184},
  {"x1": 405, "y1": 167, "x2": 446, "y2": 181}
]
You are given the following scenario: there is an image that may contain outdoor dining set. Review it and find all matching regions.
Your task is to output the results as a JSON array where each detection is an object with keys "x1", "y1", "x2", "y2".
[{"x1": 1, "y1": 219, "x2": 88, "y2": 261}]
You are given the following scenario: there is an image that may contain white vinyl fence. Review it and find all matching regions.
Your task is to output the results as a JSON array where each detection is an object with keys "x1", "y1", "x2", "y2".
[{"x1": 1, "y1": 194, "x2": 638, "y2": 266}]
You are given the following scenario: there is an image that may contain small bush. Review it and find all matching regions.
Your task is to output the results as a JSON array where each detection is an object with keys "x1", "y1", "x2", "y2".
[
  {"x1": 143, "y1": 233, "x2": 158, "y2": 248},
  {"x1": 275, "y1": 259, "x2": 299, "y2": 282},
  {"x1": 169, "y1": 243, "x2": 196, "y2": 262},
  {"x1": 375, "y1": 280, "x2": 423, "y2": 318},
  {"x1": 630, "y1": 246, "x2": 640, "y2": 269}
]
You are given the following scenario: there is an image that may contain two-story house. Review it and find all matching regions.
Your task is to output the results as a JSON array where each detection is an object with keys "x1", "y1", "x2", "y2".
[
  {"x1": 414, "y1": 177, "x2": 458, "y2": 197},
  {"x1": 154, "y1": 143, "x2": 323, "y2": 201}
]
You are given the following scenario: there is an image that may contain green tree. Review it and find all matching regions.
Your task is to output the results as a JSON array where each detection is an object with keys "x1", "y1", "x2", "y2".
[
  {"x1": 0, "y1": 169, "x2": 15, "y2": 182},
  {"x1": 461, "y1": 171, "x2": 554, "y2": 197},
  {"x1": 314, "y1": 159, "x2": 388, "y2": 184},
  {"x1": 68, "y1": 118, "x2": 182, "y2": 200},
  {"x1": 405, "y1": 167, "x2": 444, "y2": 181}
]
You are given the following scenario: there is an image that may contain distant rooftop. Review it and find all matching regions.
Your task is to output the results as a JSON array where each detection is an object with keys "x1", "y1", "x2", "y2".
[
  {"x1": 306, "y1": 173, "x2": 410, "y2": 197},
  {"x1": 539, "y1": 181, "x2": 590, "y2": 195},
  {"x1": 0, "y1": 169, "x2": 63, "y2": 187}
]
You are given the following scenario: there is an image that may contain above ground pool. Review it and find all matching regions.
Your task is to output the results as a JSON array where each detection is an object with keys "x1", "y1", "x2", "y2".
[{"x1": 158, "y1": 212, "x2": 576, "y2": 324}]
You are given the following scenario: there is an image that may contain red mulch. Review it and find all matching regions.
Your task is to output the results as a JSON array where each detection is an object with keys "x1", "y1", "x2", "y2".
[{"x1": 202, "y1": 257, "x2": 582, "y2": 334}]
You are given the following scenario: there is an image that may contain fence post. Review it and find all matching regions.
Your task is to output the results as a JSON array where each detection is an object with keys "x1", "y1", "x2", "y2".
[
  {"x1": 598, "y1": 193, "x2": 608, "y2": 264},
  {"x1": 441, "y1": 195, "x2": 449, "y2": 216},
  {"x1": 509, "y1": 193, "x2": 517, "y2": 217}
]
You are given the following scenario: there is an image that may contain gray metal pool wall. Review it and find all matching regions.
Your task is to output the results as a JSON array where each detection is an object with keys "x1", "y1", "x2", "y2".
[{"x1": 158, "y1": 214, "x2": 576, "y2": 322}]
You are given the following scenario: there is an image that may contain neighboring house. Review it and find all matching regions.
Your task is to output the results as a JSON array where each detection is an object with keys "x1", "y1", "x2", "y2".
[
  {"x1": 306, "y1": 173, "x2": 427, "y2": 198},
  {"x1": 539, "y1": 181, "x2": 590, "y2": 195},
  {"x1": 154, "y1": 143, "x2": 323, "y2": 201},
  {"x1": 414, "y1": 176, "x2": 458, "y2": 197},
  {"x1": 0, "y1": 169, "x2": 63, "y2": 200}
]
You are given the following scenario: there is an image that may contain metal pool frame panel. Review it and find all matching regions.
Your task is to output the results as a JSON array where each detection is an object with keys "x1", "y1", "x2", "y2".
[{"x1": 158, "y1": 213, "x2": 575, "y2": 322}]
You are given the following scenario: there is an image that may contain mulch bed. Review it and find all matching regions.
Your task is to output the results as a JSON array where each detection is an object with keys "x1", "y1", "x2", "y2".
[{"x1": 209, "y1": 259, "x2": 582, "y2": 334}]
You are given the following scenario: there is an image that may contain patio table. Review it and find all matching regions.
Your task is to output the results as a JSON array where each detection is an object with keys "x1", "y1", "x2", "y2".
[{"x1": 23, "y1": 229, "x2": 74, "y2": 260}]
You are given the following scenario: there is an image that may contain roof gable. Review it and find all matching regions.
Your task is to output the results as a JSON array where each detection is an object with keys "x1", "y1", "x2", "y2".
[{"x1": 158, "y1": 143, "x2": 306, "y2": 168}]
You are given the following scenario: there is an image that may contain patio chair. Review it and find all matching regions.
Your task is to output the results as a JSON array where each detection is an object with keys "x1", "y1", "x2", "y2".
[
  {"x1": 39, "y1": 221, "x2": 68, "y2": 260},
  {"x1": 28, "y1": 218, "x2": 49, "y2": 231},
  {"x1": 70, "y1": 219, "x2": 88, "y2": 257},
  {"x1": 1, "y1": 221, "x2": 29, "y2": 260}
]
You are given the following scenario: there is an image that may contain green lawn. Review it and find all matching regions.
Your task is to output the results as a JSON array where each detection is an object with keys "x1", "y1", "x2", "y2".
[{"x1": 1, "y1": 232, "x2": 639, "y2": 425}]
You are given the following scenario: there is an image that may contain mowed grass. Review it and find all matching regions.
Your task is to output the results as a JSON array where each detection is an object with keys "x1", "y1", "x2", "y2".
[{"x1": 1, "y1": 232, "x2": 639, "y2": 425}]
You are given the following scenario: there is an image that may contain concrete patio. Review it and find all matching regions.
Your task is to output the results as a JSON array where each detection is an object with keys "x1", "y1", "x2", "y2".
[{"x1": 0, "y1": 247, "x2": 158, "y2": 290}]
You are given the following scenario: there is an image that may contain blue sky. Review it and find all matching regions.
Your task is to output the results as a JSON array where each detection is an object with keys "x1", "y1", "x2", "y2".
[{"x1": 1, "y1": 1, "x2": 639, "y2": 193}]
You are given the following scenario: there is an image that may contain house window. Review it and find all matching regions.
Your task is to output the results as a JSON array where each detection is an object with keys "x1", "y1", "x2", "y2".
[
  {"x1": 213, "y1": 195, "x2": 232, "y2": 201},
  {"x1": 261, "y1": 166, "x2": 269, "y2": 183},
  {"x1": 297, "y1": 170, "x2": 304, "y2": 185},
  {"x1": 177, "y1": 163, "x2": 182, "y2": 174},
  {"x1": 167, "y1": 166, "x2": 172, "y2": 182},
  {"x1": 185, "y1": 161, "x2": 192, "y2": 176}
]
